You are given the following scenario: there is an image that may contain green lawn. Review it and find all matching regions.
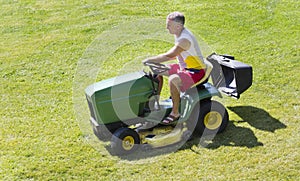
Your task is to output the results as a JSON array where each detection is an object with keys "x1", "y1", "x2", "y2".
[{"x1": 1, "y1": 0, "x2": 299, "y2": 180}]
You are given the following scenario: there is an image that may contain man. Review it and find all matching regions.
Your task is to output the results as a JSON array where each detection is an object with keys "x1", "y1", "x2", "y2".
[{"x1": 143, "y1": 12, "x2": 206, "y2": 124}]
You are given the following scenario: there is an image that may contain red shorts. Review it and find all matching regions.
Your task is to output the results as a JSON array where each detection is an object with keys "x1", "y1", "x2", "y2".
[{"x1": 168, "y1": 64, "x2": 205, "y2": 92}]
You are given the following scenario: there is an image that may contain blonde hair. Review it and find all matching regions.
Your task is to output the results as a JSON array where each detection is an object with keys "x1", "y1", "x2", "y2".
[{"x1": 167, "y1": 12, "x2": 185, "y2": 25}]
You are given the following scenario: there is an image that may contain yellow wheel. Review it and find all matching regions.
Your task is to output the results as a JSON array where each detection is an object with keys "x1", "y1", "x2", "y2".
[
  {"x1": 204, "y1": 111, "x2": 223, "y2": 130},
  {"x1": 111, "y1": 128, "x2": 140, "y2": 155},
  {"x1": 122, "y1": 136, "x2": 135, "y2": 151},
  {"x1": 195, "y1": 100, "x2": 229, "y2": 135}
]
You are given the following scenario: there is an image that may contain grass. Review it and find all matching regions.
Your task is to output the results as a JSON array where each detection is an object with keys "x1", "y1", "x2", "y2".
[{"x1": 1, "y1": 0, "x2": 299, "y2": 180}]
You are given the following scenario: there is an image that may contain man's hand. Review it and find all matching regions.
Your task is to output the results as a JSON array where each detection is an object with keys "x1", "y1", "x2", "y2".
[{"x1": 142, "y1": 58, "x2": 151, "y2": 65}]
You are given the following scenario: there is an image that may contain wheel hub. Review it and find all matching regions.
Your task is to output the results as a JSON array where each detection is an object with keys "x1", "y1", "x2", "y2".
[
  {"x1": 122, "y1": 136, "x2": 135, "y2": 150},
  {"x1": 204, "y1": 111, "x2": 222, "y2": 130}
]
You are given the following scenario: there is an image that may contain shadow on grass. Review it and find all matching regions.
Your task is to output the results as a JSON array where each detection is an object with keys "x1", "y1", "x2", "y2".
[
  {"x1": 228, "y1": 106, "x2": 287, "y2": 132},
  {"x1": 186, "y1": 121, "x2": 263, "y2": 150}
]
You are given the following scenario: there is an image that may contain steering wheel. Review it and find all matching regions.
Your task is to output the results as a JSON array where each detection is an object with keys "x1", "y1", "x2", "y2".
[{"x1": 143, "y1": 62, "x2": 170, "y2": 75}]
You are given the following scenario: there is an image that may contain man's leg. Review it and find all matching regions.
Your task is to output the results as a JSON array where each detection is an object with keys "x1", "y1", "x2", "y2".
[
  {"x1": 156, "y1": 75, "x2": 163, "y2": 96},
  {"x1": 161, "y1": 74, "x2": 181, "y2": 124},
  {"x1": 168, "y1": 74, "x2": 182, "y2": 117}
]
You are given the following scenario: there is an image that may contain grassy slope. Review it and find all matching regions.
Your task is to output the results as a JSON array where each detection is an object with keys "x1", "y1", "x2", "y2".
[{"x1": 1, "y1": 0, "x2": 299, "y2": 180}]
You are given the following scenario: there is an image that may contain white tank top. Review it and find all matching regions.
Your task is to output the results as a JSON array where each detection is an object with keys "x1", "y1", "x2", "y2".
[{"x1": 175, "y1": 28, "x2": 205, "y2": 70}]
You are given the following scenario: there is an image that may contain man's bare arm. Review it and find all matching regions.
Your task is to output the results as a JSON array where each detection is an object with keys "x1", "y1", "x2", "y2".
[{"x1": 143, "y1": 39, "x2": 190, "y2": 64}]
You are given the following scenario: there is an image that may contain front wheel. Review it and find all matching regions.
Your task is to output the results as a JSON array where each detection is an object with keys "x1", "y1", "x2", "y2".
[
  {"x1": 111, "y1": 128, "x2": 140, "y2": 155},
  {"x1": 196, "y1": 100, "x2": 229, "y2": 135}
]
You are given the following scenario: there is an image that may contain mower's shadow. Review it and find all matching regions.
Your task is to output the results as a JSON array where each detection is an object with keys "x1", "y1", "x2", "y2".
[
  {"x1": 185, "y1": 105, "x2": 286, "y2": 150},
  {"x1": 228, "y1": 106, "x2": 287, "y2": 132},
  {"x1": 185, "y1": 121, "x2": 264, "y2": 150}
]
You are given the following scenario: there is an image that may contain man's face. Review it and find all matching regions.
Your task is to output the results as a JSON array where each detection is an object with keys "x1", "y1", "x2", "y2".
[{"x1": 166, "y1": 19, "x2": 178, "y2": 34}]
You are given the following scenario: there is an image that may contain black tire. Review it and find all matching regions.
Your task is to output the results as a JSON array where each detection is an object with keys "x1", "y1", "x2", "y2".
[
  {"x1": 111, "y1": 128, "x2": 140, "y2": 155},
  {"x1": 195, "y1": 100, "x2": 229, "y2": 135}
]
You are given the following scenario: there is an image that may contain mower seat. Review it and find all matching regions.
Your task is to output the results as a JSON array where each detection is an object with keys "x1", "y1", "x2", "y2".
[{"x1": 191, "y1": 60, "x2": 213, "y2": 88}]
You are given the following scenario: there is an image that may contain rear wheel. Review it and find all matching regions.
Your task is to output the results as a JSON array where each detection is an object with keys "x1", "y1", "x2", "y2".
[
  {"x1": 111, "y1": 128, "x2": 140, "y2": 155},
  {"x1": 196, "y1": 100, "x2": 229, "y2": 135}
]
